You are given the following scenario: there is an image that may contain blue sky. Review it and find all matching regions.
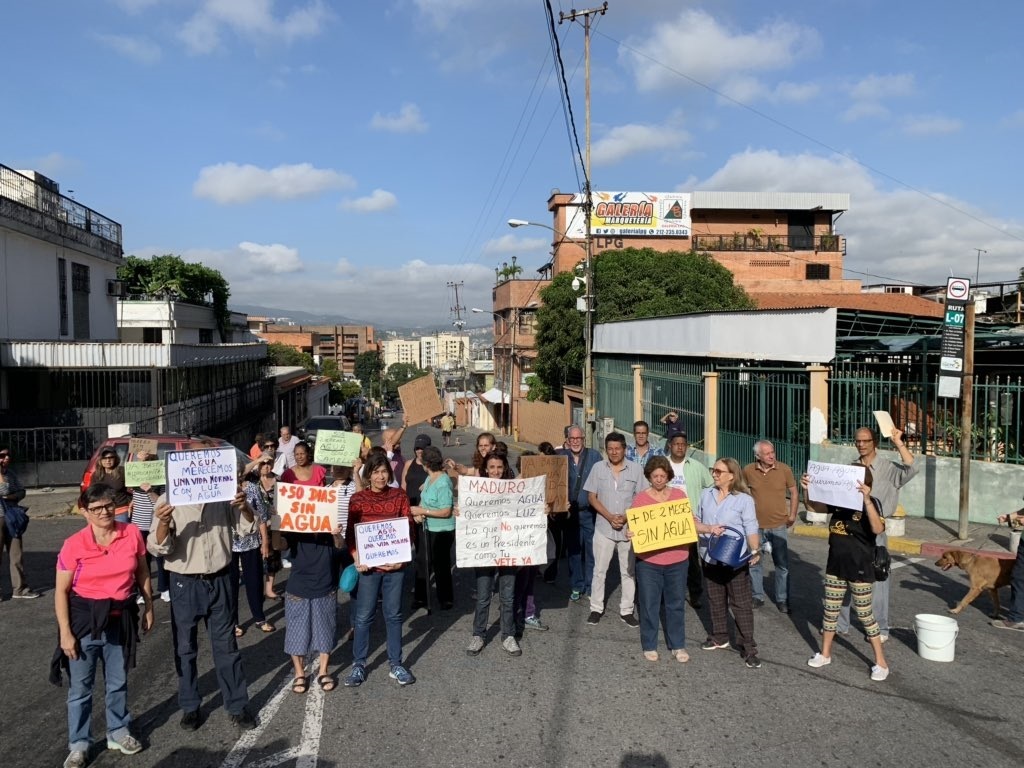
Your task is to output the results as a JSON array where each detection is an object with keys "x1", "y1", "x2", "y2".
[{"x1": 4, "y1": 1, "x2": 1023, "y2": 326}]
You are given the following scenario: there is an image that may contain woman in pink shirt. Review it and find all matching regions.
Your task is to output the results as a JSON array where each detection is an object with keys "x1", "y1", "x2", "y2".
[
  {"x1": 280, "y1": 441, "x2": 327, "y2": 487},
  {"x1": 626, "y1": 456, "x2": 723, "y2": 663}
]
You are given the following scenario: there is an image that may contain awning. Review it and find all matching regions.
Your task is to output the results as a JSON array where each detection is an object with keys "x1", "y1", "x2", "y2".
[{"x1": 480, "y1": 387, "x2": 510, "y2": 405}]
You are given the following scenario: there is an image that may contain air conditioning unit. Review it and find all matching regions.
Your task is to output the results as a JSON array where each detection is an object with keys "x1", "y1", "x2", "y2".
[{"x1": 106, "y1": 279, "x2": 126, "y2": 297}]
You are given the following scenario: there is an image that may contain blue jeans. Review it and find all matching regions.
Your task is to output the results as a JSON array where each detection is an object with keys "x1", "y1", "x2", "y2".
[
  {"x1": 67, "y1": 631, "x2": 131, "y2": 751},
  {"x1": 352, "y1": 566, "x2": 406, "y2": 667},
  {"x1": 636, "y1": 558, "x2": 688, "y2": 652},
  {"x1": 1006, "y1": 536, "x2": 1024, "y2": 623},
  {"x1": 474, "y1": 567, "x2": 516, "y2": 639},
  {"x1": 749, "y1": 525, "x2": 790, "y2": 603},
  {"x1": 567, "y1": 508, "x2": 596, "y2": 593}
]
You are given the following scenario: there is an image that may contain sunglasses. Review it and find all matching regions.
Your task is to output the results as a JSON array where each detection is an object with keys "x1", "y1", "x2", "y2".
[
  {"x1": 0, "y1": 452, "x2": 10, "y2": 459},
  {"x1": 711, "y1": 468, "x2": 730, "y2": 475}
]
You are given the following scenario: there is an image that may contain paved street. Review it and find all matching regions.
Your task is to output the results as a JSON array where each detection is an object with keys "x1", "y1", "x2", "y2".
[{"x1": 4, "y1": 423, "x2": 1023, "y2": 767}]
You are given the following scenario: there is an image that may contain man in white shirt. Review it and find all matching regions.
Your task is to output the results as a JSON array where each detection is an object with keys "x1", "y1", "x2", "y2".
[{"x1": 276, "y1": 426, "x2": 298, "y2": 470}]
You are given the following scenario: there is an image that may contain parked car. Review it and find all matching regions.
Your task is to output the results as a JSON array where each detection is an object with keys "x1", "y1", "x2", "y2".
[
  {"x1": 80, "y1": 434, "x2": 246, "y2": 493},
  {"x1": 380, "y1": 408, "x2": 395, "y2": 419},
  {"x1": 299, "y1": 415, "x2": 352, "y2": 449}
]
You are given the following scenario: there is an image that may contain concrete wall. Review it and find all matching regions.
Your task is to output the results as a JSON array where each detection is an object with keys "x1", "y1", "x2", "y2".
[
  {"x1": 816, "y1": 442, "x2": 1024, "y2": 523},
  {"x1": 518, "y1": 399, "x2": 568, "y2": 448}
]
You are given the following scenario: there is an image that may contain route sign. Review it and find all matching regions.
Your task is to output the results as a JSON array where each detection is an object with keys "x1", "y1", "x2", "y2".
[{"x1": 946, "y1": 277, "x2": 970, "y2": 302}]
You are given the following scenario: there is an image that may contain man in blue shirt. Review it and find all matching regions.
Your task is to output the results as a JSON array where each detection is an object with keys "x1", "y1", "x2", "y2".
[
  {"x1": 557, "y1": 425, "x2": 602, "y2": 602},
  {"x1": 625, "y1": 420, "x2": 664, "y2": 466}
]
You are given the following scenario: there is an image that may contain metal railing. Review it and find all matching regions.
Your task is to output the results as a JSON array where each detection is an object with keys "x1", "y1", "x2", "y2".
[
  {"x1": 718, "y1": 367, "x2": 810, "y2": 471},
  {"x1": 693, "y1": 233, "x2": 844, "y2": 253},
  {"x1": 641, "y1": 359, "x2": 710, "y2": 447}
]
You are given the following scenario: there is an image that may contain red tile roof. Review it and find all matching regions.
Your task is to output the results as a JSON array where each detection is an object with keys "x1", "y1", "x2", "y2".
[{"x1": 753, "y1": 292, "x2": 945, "y2": 318}]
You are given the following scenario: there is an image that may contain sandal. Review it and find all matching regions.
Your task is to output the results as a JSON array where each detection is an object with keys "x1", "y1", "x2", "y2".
[
  {"x1": 234, "y1": 626, "x2": 246, "y2": 637},
  {"x1": 256, "y1": 621, "x2": 275, "y2": 633},
  {"x1": 291, "y1": 676, "x2": 309, "y2": 694},
  {"x1": 673, "y1": 649, "x2": 690, "y2": 663},
  {"x1": 317, "y1": 674, "x2": 337, "y2": 692},
  {"x1": 643, "y1": 650, "x2": 659, "y2": 662}
]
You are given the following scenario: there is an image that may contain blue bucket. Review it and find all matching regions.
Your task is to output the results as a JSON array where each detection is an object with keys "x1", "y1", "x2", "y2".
[{"x1": 707, "y1": 526, "x2": 753, "y2": 568}]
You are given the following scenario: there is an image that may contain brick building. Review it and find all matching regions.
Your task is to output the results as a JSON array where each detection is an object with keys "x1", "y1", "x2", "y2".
[{"x1": 253, "y1": 322, "x2": 377, "y2": 377}]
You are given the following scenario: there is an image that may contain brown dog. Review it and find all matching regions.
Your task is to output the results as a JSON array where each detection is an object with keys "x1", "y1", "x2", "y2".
[{"x1": 935, "y1": 549, "x2": 1015, "y2": 617}]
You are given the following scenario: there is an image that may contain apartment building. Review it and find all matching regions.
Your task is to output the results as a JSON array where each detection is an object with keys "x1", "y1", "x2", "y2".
[{"x1": 255, "y1": 323, "x2": 377, "y2": 377}]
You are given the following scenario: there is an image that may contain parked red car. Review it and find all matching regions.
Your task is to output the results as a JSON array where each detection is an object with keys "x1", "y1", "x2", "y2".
[{"x1": 79, "y1": 434, "x2": 247, "y2": 493}]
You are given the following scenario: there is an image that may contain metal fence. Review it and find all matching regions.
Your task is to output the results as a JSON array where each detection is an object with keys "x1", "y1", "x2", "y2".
[
  {"x1": 594, "y1": 357, "x2": 635, "y2": 432},
  {"x1": 640, "y1": 359, "x2": 710, "y2": 448},
  {"x1": 718, "y1": 367, "x2": 810, "y2": 471},
  {"x1": 828, "y1": 362, "x2": 1023, "y2": 464}
]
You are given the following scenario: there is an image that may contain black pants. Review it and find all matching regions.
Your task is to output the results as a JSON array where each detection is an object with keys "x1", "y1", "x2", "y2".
[
  {"x1": 687, "y1": 542, "x2": 704, "y2": 600},
  {"x1": 543, "y1": 513, "x2": 571, "y2": 582},
  {"x1": 414, "y1": 529, "x2": 455, "y2": 606}
]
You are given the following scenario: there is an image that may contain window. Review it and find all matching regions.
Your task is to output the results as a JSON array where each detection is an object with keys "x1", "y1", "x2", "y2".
[
  {"x1": 143, "y1": 327, "x2": 162, "y2": 343},
  {"x1": 806, "y1": 263, "x2": 830, "y2": 280},
  {"x1": 199, "y1": 329, "x2": 214, "y2": 344},
  {"x1": 57, "y1": 258, "x2": 68, "y2": 336},
  {"x1": 71, "y1": 263, "x2": 90, "y2": 340}
]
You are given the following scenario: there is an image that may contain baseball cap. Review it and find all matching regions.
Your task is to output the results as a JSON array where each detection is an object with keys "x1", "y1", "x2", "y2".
[{"x1": 414, "y1": 435, "x2": 431, "y2": 449}]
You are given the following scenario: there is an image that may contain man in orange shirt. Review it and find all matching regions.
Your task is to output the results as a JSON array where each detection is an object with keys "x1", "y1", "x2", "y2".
[{"x1": 743, "y1": 440, "x2": 798, "y2": 614}]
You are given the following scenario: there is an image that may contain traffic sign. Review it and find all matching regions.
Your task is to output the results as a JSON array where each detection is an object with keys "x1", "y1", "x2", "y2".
[
  {"x1": 946, "y1": 277, "x2": 970, "y2": 302},
  {"x1": 944, "y1": 308, "x2": 965, "y2": 327}
]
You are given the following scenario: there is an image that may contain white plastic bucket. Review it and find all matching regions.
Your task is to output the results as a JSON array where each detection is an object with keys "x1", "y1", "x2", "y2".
[{"x1": 914, "y1": 613, "x2": 958, "y2": 662}]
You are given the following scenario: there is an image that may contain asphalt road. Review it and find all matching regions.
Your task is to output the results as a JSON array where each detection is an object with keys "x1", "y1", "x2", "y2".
[{"x1": 5, "y1": 422, "x2": 1023, "y2": 767}]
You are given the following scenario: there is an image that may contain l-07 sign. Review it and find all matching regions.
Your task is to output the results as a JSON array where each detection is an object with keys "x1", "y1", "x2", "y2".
[{"x1": 944, "y1": 308, "x2": 965, "y2": 327}]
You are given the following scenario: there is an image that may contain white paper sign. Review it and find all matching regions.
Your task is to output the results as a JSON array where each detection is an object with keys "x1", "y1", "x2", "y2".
[
  {"x1": 165, "y1": 448, "x2": 238, "y2": 506},
  {"x1": 806, "y1": 461, "x2": 866, "y2": 511},
  {"x1": 355, "y1": 517, "x2": 412, "y2": 568},
  {"x1": 456, "y1": 475, "x2": 548, "y2": 568},
  {"x1": 271, "y1": 482, "x2": 339, "y2": 534},
  {"x1": 872, "y1": 410, "x2": 895, "y2": 439}
]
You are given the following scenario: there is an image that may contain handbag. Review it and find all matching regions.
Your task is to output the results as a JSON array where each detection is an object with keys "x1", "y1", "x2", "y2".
[
  {"x1": 706, "y1": 525, "x2": 754, "y2": 569},
  {"x1": 873, "y1": 545, "x2": 891, "y2": 581},
  {"x1": 1, "y1": 500, "x2": 29, "y2": 538}
]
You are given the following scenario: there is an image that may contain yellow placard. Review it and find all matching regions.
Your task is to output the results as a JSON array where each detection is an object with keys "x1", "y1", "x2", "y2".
[{"x1": 626, "y1": 497, "x2": 697, "y2": 554}]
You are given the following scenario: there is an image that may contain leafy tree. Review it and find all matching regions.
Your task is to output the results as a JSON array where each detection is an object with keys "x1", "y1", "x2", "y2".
[
  {"x1": 266, "y1": 343, "x2": 315, "y2": 372},
  {"x1": 321, "y1": 358, "x2": 341, "y2": 381},
  {"x1": 533, "y1": 273, "x2": 586, "y2": 401},
  {"x1": 525, "y1": 374, "x2": 551, "y2": 403},
  {"x1": 338, "y1": 381, "x2": 363, "y2": 400},
  {"x1": 384, "y1": 362, "x2": 428, "y2": 397},
  {"x1": 354, "y1": 351, "x2": 384, "y2": 396},
  {"x1": 118, "y1": 254, "x2": 232, "y2": 341}
]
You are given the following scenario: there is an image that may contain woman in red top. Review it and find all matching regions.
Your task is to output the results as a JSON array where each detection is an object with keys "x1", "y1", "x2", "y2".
[
  {"x1": 280, "y1": 441, "x2": 327, "y2": 487},
  {"x1": 55, "y1": 485, "x2": 154, "y2": 768},
  {"x1": 343, "y1": 453, "x2": 415, "y2": 687}
]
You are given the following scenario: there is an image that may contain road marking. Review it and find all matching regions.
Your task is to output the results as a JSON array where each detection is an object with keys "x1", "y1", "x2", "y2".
[{"x1": 890, "y1": 556, "x2": 924, "y2": 571}]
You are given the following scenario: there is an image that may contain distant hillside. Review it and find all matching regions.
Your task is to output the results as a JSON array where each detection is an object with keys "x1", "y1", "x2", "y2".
[{"x1": 231, "y1": 303, "x2": 364, "y2": 326}]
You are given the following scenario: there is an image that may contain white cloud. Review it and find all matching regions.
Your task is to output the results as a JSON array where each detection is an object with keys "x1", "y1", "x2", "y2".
[
  {"x1": 111, "y1": 0, "x2": 161, "y2": 13},
  {"x1": 179, "y1": 0, "x2": 331, "y2": 55},
  {"x1": 900, "y1": 114, "x2": 963, "y2": 136},
  {"x1": 237, "y1": 241, "x2": 303, "y2": 273},
  {"x1": 693, "y1": 149, "x2": 1023, "y2": 285},
  {"x1": 844, "y1": 73, "x2": 915, "y2": 122},
  {"x1": 193, "y1": 162, "x2": 355, "y2": 204},
  {"x1": 25, "y1": 152, "x2": 76, "y2": 178},
  {"x1": 482, "y1": 234, "x2": 548, "y2": 255},
  {"x1": 999, "y1": 108, "x2": 1024, "y2": 129},
  {"x1": 717, "y1": 76, "x2": 821, "y2": 105},
  {"x1": 340, "y1": 189, "x2": 398, "y2": 213},
  {"x1": 93, "y1": 32, "x2": 162, "y2": 64},
  {"x1": 591, "y1": 121, "x2": 690, "y2": 166},
  {"x1": 412, "y1": 0, "x2": 480, "y2": 29},
  {"x1": 842, "y1": 101, "x2": 890, "y2": 122},
  {"x1": 370, "y1": 103, "x2": 428, "y2": 134},
  {"x1": 621, "y1": 10, "x2": 821, "y2": 92}
]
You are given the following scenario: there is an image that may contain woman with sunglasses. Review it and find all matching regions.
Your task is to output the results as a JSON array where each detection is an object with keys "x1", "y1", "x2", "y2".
[
  {"x1": 696, "y1": 457, "x2": 762, "y2": 669},
  {"x1": 90, "y1": 448, "x2": 132, "y2": 524},
  {"x1": 54, "y1": 485, "x2": 154, "y2": 767},
  {"x1": 0, "y1": 446, "x2": 40, "y2": 599}
]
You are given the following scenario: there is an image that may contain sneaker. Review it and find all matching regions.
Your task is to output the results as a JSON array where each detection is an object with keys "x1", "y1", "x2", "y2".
[
  {"x1": 63, "y1": 750, "x2": 87, "y2": 768},
  {"x1": 282, "y1": 559, "x2": 292, "y2": 569},
  {"x1": 179, "y1": 709, "x2": 202, "y2": 731},
  {"x1": 752, "y1": 598, "x2": 764, "y2": 608},
  {"x1": 620, "y1": 613, "x2": 640, "y2": 628},
  {"x1": 389, "y1": 664, "x2": 416, "y2": 685},
  {"x1": 586, "y1": 611, "x2": 603, "y2": 625},
  {"x1": 501, "y1": 636, "x2": 523, "y2": 656},
  {"x1": 160, "y1": 590, "x2": 171, "y2": 603},
  {"x1": 569, "y1": 590, "x2": 582, "y2": 602},
  {"x1": 230, "y1": 708, "x2": 257, "y2": 730},
  {"x1": 136, "y1": 594, "x2": 146, "y2": 605},
  {"x1": 777, "y1": 602, "x2": 791, "y2": 614},
  {"x1": 524, "y1": 616, "x2": 549, "y2": 631},
  {"x1": 12, "y1": 589, "x2": 40, "y2": 599},
  {"x1": 689, "y1": 595, "x2": 703, "y2": 610},
  {"x1": 701, "y1": 639, "x2": 730, "y2": 651},
  {"x1": 991, "y1": 619, "x2": 1024, "y2": 632},
  {"x1": 744, "y1": 655, "x2": 762, "y2": 669},
  {"x1": 807, "y1": 652, "x2": 832, "y2": 668},
  {"x1": 466, "y1": 636, "x2": 485, "y2": 656},
  {"x1": 107, "y1": 733, "x2": 143, "y2": 755},
  {"x1": 870, "y1": 664, "x2": 890, "y2": 681},
  {"x1": 343, "y1": 665, "x2": 367, "y2": 687},
  {"x1": 865, "y1": 633, "x2": 890, "y2": 643}
]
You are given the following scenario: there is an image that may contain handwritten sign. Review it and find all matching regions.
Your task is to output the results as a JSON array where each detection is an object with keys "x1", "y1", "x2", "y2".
[
  {"x1": 312, "y1": 429, "x2": 363, "y2": 466},
  {"x1": 399, "y1": 375, "x2": 444, "y2": 426},
  {"x1": 456, "y1": 475, "x2": 548, "y2": 568},
  {"x1": 807, "y1": 461, "x2": 866, "y2": 511},
  {"x1": 271, "y1": 482, "x2": 339, "y2": 533},
  {"x1": 125, "y1": 460, "x2": 166, "y2": 487},
  {"x1": 626, "y1": 497, "x2": 697, "y2": 554},
  {"x1": 519, "y1": 455, "x2": 568, "y2": 512},
  {"x1": 165, "y1": 448, "x2": 238, "y2": 506},
  {"x1": 355, "y1": 517, "x2": 412, "y2": 568},
  {"x1": 129, "y1": 437, "x2": 158, "y2": 455}
]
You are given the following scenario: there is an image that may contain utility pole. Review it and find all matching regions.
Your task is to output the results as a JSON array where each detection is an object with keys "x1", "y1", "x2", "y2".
[
  {"x1": 957, "y1": 302, "x2": 976, "y2": 541},
  {"x1": 974, "y1": 249, "x2": 987, "y2": 285},
  {"x1": 449, "y1": 280, "x2": 467, "y2": 421},
  {"x1": 560, "y1": 1, "x2": 607, "y2": 449}
]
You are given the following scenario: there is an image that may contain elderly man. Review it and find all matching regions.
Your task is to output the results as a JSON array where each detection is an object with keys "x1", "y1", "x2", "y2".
[
  {"x1": 625, "y1": 420, "x2": 664, "y2": 466},
  {"x1": 557, "y1": 426, "x2": 602, "y2": 602},
  {"x1": 835, "y1": 426, "x2": 918, "y2": 642},
  {"x1": 276, "y1": 425, "x2": 298, "y2": 470},
  {"x1": 743, "y1": 441, "x2": 798, "y2": 613},
  {"x1": 149, "y1": 446, "x2": 259, "y2": 732},
  {"x1": 583, "y1": 432, "x2": 649, "y2": 626},
  {"x1": 666, "y1": 431, "x2": 713, "y2": 609}
]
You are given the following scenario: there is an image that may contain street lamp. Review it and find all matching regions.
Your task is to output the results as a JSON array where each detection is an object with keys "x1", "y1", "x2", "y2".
[{"x1": 473, "y1": 303, "x2": 537, "y2": 437}]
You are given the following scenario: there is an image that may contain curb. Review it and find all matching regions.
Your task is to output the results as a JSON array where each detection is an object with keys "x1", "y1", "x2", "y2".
[
  {"x1": 919, "y1": 541, "x2": 1016, "y2": 560},
  {"x1": 792, "y1": 524, "x2": 925, "y2": 556}
]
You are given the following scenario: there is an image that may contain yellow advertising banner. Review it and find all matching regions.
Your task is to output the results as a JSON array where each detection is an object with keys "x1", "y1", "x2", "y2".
[{"x1": 626, "y1": 497, "x2": 698, "y2": 554}]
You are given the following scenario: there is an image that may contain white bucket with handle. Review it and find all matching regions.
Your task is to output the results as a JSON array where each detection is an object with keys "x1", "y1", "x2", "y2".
[{"x1": 914, "y1": 613, "x2": 958, "y2": 662}]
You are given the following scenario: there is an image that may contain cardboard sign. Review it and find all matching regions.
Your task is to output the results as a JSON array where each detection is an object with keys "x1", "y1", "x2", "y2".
[
  {"x1": 271, "y1": 482, "x2": 340, "y2": 534},
  {"x1": 399, "y1": 375, "x2": 444, "y2": 426},
  {"x1": 128, "y1": 437, "x2": 158, "y2": 455},
  {"x1": 312, "y1": 429, "x2": 363, "y2": 466},
  {"x1": 873, "y1": 410, "x2": 895, "y2": 439},
  {"x1": 456, "y1": 475, "x2": 548, "y2": 568},
  {"x1": 355, "y1": 517, "x2": 412, "y2": 568},
  {"x1": 626, "y1": 497, "x2": 697, "y2": 554},
  {"x1": 165, "y1": 448, "x2": 238, "y2": 506},
  {"x1": 518, "y1": 454, "x2": 569, "y2": 512},
  {"x1": 807, "y1": 461, "x2": 866, "y2": 511},
  {"x1": 125, "y1": 460, "x2": 166, "y2": 487}
]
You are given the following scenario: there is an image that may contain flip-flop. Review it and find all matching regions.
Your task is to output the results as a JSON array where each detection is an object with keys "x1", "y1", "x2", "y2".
[
  {"x1": 256, "y1": 621, "x2": 275, "y2": 633},
  {"x1": 291, "y1": 676, "x2": 308, "y2": 694},
  {"x1": 234, "y1": 626, "x2": 246, "y2": 637},
  {"x1": 317, "y1": 674, "x2": 337, "y2": 692}
]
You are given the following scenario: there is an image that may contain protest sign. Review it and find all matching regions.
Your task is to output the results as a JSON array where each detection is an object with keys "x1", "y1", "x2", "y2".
[
  {"x1": 873, "y1": 410, "x2": 895, "y2": 439},
  {"x1": 626, "y1": 497, "x2": 698, "y2": 554},
  {"x1": 128, "y1": 437, "x2": 158, "y2": 455},
  {"x1": 355, "y1": 517, "x2": 412, "y2": 568},
  {"x1": 165, "y1": 448, "x2": 238, "y2": 506},
  {"x1": 312, "y1": 429, "x2": 363, "y2": 466},
  {"x1": 519, "y1": 454, "x2": 568, "y2": 512},
  {"x1": 271, "y1": 483, "x2": 339, "y2": 533},
  {"x1": 125, "y1": 460, "x2": 165, "y2": 487},
  {"x1": 806, "y1": 461, "x2": 866, "y2": 511},
  {"x1": 399, "y1": 375, "x2": 444, "y2": 426},
  {"x1": 456, "y1": 475, "x2": 548, "y2": 568}
]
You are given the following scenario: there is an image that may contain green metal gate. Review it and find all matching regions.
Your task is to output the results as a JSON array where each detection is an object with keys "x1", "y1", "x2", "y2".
[{"x1": 717, "y1": 367, "x2": 810, "y2": 472}]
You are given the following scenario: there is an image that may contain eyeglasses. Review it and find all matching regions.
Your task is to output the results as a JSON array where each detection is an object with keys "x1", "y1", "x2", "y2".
[
  {"x1": 567, "y1": 436, "x2": 584, "y2": 441},
  {"x1": 86, "y1": 503, "x2": 116, "y2": 514},
  {"x1": 263, "y1": 443, "x2": 276, "y2": 448},
  {"x1": 0, "y1": 452, "x2": 10, "y2": 459},
  {"x1": 854, "y1": 440, "x2": 874, "y2": 445},
  {"x1": 711, "y1": 468, "x2": 730, "y2": 475}
]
